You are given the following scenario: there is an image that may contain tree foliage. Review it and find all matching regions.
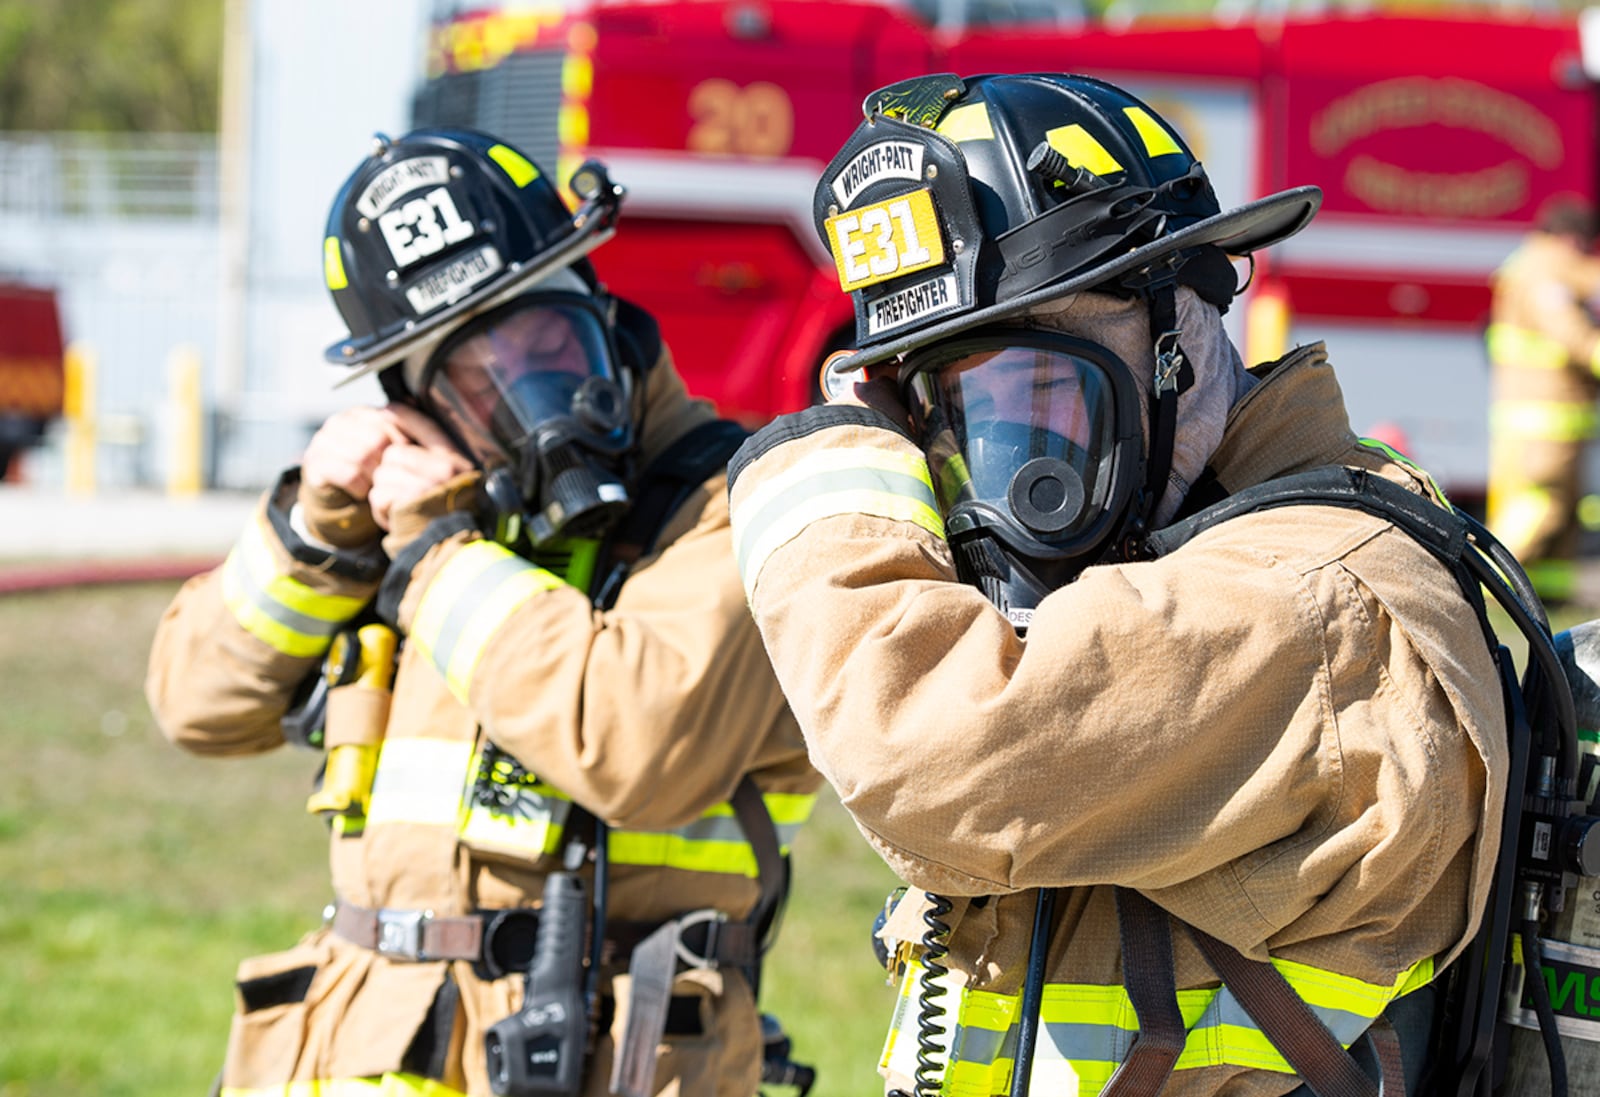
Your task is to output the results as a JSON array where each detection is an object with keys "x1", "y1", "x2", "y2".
[{"x1": 0, "y1": 0, "x2": 222, "y2": 133}]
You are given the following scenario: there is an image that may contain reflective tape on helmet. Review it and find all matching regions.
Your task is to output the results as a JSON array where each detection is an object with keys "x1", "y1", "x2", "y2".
[
  {"x1": 880, "y1": 954, "x2": 1433, "y2": 1096},
  {"x1": 410, "y1": 541, "x2": 566, "y2": 704},
  {"x1": 731, "y1": 446, "x2": 945, "y2": 598},
  {"x1": 221, "y1": 1071, "x2": 467, "y2": 1096},
  {"x1": 936, "y1": 103, "x2": 995, "y2": 143},
  {"x1": 220, "y1": 517, "x2": 369, "y2": 658},
  {"x1": 324, "y1": 236, "x2": 349, "y2": 291},
  {"x1": 1124, "y1": 107, "x2": 1183, "y2": 159},
  {"x1": 1490, "y1": 400, "x2": 1598, "y2": 442},
  {"x1": 1487, "y1": 323, "x2": 1569, "y2": 371},
  {"x1": 1044, "y1": 124, "x2": 1123, "y2": 177},
  {"x1": 487, "y1": 144, "x2": 538, "y2": 187}
]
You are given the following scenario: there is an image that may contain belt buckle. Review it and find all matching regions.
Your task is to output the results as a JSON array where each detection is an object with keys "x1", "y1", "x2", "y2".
[
  {"x1": 376, "y1": 909, "x2": 431, "y2": 961},
  {"x1": 673, "y1": 909, "x2": 725, "y2": 971}
]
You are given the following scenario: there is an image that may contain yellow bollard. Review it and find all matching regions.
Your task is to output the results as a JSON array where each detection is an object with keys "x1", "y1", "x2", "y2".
[
  {"x1": 166, "y1": 345, "x2": 204, "y2": 497},
  {"x1": 62, "y1": 342, "x2": 97, "y2": 497},
  {"x1": 1244, "y1": 281, "x2": 1291, "y2": 369}
]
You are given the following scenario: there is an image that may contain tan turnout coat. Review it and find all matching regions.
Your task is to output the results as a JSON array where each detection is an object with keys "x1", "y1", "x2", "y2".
[
  {"x1": 728, "y1": 346, "x2": 1508, "y2": 1097},
  {"x1": 147, "y1": 353, "x2": 817, "y2": 1097}
]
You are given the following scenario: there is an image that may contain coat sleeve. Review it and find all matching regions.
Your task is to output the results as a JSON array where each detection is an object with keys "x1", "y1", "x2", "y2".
[
  {"x1": 391, "y1": 471, "x2": 799, "y2": 830},
  {"x1": 728, "y1": 406, "x2": 1355, "y2": 898},
  {"x1": 146, "y1": 473, "x2": 385, "y2": 756}
]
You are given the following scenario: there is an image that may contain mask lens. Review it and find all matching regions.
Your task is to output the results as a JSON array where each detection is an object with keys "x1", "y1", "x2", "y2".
[
  {"x1": 905, "y1": 336, "x2": 1125, "y2": 541},
  {"x1": 424, "y1": 296, "x2": 623, "y2": 469}
]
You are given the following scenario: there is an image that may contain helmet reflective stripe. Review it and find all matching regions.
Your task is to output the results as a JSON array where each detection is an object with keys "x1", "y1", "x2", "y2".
[
  {"x1": 220, "y1": 1072, "x2": 464, "y2": 1096},
  {"x1": 881, "y1": 954, "x2": 1433, "y2": 1095},
  {"x1": 1490, "y1": 399, "x2": 1599, "y2": 442},
  {"x1": 410, "y1": 541, "x2": 567, "y2": 704},
  {"x1": 366, "y1": 740, "x2": 815, "y2": 876},
  {"x1": 1487, "y1": 322, "x2": 1569, "y2": 371},
  {"x1": 220, "y1": 517, "x2": 367, "y2": 659},
  {"x1": 731, "y1": 445, "x2": 945, "y2": 600}
]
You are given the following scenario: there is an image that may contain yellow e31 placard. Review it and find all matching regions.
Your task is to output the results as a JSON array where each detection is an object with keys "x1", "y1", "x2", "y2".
[{"x1": 826, "y1": 189, "x2": 945, "y2": 292}]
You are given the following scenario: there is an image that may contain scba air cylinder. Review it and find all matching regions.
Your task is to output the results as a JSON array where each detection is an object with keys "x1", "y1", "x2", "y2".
[{"x1": 1502, "y1": 741, "x2": 1600, "y2": 1097}]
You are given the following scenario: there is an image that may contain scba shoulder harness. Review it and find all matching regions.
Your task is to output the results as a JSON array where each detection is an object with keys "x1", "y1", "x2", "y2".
[{"x1": 1124, "y1": 464, "x2": 1592, "y2": 1097}]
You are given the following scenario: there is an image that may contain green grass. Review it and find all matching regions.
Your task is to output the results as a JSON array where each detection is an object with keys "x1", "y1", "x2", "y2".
[{"x1": 0, "y1": 581, "x2": 901, "y2": 1097}]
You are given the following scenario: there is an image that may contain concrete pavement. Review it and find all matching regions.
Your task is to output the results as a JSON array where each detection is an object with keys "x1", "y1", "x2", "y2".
[{"x1": 0, "y1": 484, "x2": 257, "y2": 590}]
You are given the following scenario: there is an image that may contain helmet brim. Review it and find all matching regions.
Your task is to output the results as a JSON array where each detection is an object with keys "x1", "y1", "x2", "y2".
[
  {"x1": 326, "y1": 222, "x2": 616, "y2": 387},
  {"x1": 831, "y1": 185, "x2": 1321, "y2": 375}
]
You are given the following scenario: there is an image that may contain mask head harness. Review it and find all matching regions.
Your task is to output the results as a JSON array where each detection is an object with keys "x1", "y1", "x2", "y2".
[
  {"x1": 320, "y1": 129, "x2": 640, "y2": 543},
  {"x1": 813, "y1": 73, "x2": 1321, "y2": 621}
]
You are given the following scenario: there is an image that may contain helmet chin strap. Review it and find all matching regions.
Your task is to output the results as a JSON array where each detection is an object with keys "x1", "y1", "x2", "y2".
[{"x1": 1136, "y1": 281, "x2": 1194, "y2": 543}]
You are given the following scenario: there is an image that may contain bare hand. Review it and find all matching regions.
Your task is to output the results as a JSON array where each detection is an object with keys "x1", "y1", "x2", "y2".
[
  {"x1": 368, "y1": 405, "x2": 475, "y2": 531},
  {"x1": 301, "y1": 405, "x2": 412, "y2": 500}
]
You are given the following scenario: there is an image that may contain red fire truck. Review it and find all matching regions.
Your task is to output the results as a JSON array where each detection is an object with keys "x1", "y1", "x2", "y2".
[
  {"x1": 411, "y1": 0, "x2": 1599, "y2": 503},
  {"x1": 0, "y1": 280, "x2": 66, "y2": 479}
]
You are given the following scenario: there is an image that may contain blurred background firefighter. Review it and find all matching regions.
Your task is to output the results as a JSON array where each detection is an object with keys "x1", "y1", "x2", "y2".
[
  {"x1": 1486, "y1": 195, "x2": 1600, "y2": 604},
  {"x1": 144, "y1": 128, "x2": 818, "y2": 1097}
]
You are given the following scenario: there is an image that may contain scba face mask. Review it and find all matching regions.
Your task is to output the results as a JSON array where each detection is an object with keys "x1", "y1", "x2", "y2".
[
  {"x1": 901, "y1": 327, "x2": 1146, "y2": 626},
  {"x1": 418, "y1": 291, "x2": 635, "y2": 544}
]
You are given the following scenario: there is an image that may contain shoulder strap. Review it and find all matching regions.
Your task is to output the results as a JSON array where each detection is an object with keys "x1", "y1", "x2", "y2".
[
  {"x1": 594, "y1": 418, "x2": 751, "y2": 610},
  {"x1": 1144, "y1": 466, "x2": 1466, "y2": 571},
  {"x1": 1143, "y1": 465, "x2": 1494, "y2": 649}
]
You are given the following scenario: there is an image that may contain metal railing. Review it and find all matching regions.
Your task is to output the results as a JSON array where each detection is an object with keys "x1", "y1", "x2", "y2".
[{"x1": 0, "y1": 132, "x2": 219, "y2": 221}]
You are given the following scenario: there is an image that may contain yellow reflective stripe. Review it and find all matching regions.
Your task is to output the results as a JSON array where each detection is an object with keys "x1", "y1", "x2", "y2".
[
  {"x1": 222, "y1": 1072, "x2": 467, "y2": 1096},
  {"x1": 732, "y1": 446, "x2": 945, "y2": 597},
  {"x1": 1356, "y1": 439, "x2": 1453, "y2": 511},
  {"x1": 488, "y1": 143, "x2": 538, "y2": 187},
  {"x1": 1124, "y1": 107, "x2": 1182, "y2": 158},
  {"x1": 1045, "y1": 124, "x2": 1123, "y2": 177},
  {"x1": 1491, "y1": 400, "x2": 1598, "y2": 442},
  {"x1": 221, "y1": 517, "x2": 367, "y2": 658},
  {"x1": 324, "y1": 236, "x2": 348, "y2": 290},
  {"x1": 411, "y1": 541, "x2": 565, "y2": 704},
  {"x1": 365, "y1": 739, "x2": 474, "y2": 828},
  {"x1": 1487, "y1": 322, "x2": 1568, "y2": 370},
  {"x1": 883, "y1": 953, "x2": 1432, "y2": 1094},
  {"x1": 936, "y1": 103, "x2": 994, "y2": 142},
  {"x1": 608, "y1": 791, "x2": 817, "y2": 875}
]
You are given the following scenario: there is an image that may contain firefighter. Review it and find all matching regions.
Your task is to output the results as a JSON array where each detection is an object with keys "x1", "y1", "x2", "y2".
[
  {"x1": 1486, "y1": 196, "x2": 1600, "y2": 604},
  {"x1": 146, "y1": 129, "x2": 818, "y2": 1097},
  {"x1": 727, "y1": 74, "x2": 1508, "y2": 1095}
]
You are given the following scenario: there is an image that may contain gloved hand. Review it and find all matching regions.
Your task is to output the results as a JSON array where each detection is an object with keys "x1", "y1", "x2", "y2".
[
  {"x1": 382, "y1": 468, "x2": 484, "y2": 560},
  {"x1": 299, "y1": 405, "x2": 411, "y2": 548}
]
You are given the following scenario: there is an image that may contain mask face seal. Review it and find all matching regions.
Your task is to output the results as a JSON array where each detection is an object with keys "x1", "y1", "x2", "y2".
[
  {"x1": 418, "y1": 291, "x2": 635, "y2": 543},
  {"x1": 900, "y1": 327, "x2": 1146, "y2": 626}
]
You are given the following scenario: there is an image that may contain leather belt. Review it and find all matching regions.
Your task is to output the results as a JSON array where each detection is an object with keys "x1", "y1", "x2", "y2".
[
  {"x1": 330, "y1": 900, "x2": 541, "y2": 978},
  {"x1": 331, "y1": 901, "x2": 757, "y2": 977}
]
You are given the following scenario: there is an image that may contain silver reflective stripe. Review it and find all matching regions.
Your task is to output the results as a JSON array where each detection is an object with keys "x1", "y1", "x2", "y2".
[
  {"x1": 731, "y1": 446, "x2": 945, "y2": 597},
  {"x1": 366, "y1": 739, "x2": 475, "y2": 828}
]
